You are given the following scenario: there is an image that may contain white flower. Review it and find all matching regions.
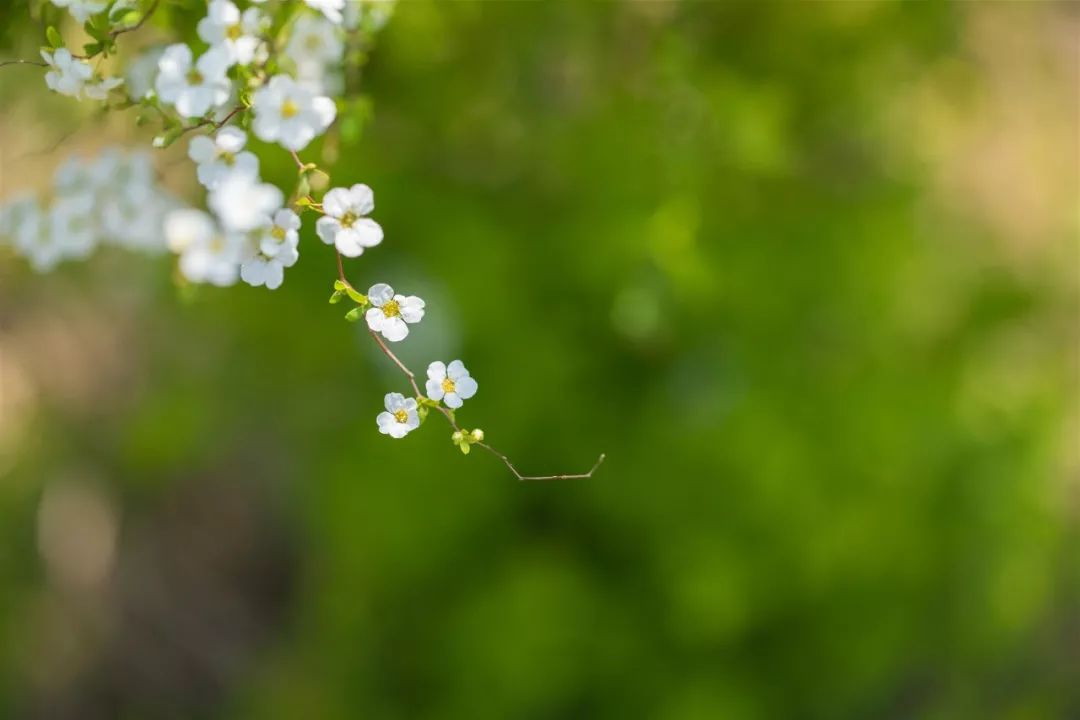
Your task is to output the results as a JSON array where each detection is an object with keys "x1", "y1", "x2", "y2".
[
  {"x1": 165, "y1": 208, "x2": 245, "y2": 286},
  {"x1": 304, "y1": 0, "x2": 345, "y2": 24},
  {"x1": 252, "y1": 74, "x2": 336, "y2": 151},
  {"x1": 286, "y1": 14, "x2": 344, "y2": 67},
  {"x1": 187, "y1": 127, "x2": 259, "y2": 189},
  {"x1": 376, "y1": 392, "x2": 420, "y2": 438},
  {"x1": 365, "y1": 283, "x2": 424, "y2": 342},
  {"x1": 197, "y1": 0, "x2": 263, "y2": 66},
  {"x1": 240, "y1": 209, "x2": 301, "y2": 290},
  {"x1": 207, "y1": 173, "x2": 284, "y2": 232},
  {"x1": 0, "y1": 197, "x2": 57, "y2": 270},
  {"x1": 155, "y1": 44, "x2": 231, "y2": 118},
  {"x1": 425, "y1": 360, "x2": 478, "y2": 409},
  {"x1": 41, "y1": 48, "x2": 92, "y2": 98},
  {"x1": 126, "y1": 46, "x2": 165, "y2": 100},
  {"x1": 315, "y1": 183, "x2": 382, "y2": 257},
  {"x1": 48, "y1": 0, "x2": 106, "y2": 23},
  {"x1": 82, "y1": 75, "x2": 123, "y2": 100}
]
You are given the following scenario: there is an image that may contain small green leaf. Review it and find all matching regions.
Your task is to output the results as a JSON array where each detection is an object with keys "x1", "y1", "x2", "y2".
[
  {"x1": 344, "y1": 287, "x2": 367, "y2": 305},
  {"x1": 329, "y1": 290, "x2": 344, "y2": 304},
  {"x1": 333, "y1": 280, "x2": 347, "y2": 291},
  {"x1": 344, "y1": 307, "x2": 362, "y2": 322},
  {"x1": 417, "y1": 406, "x2": 429, "y2": 424},
  {"x1": 83, "y1": 42, "x2": 103, "y2": 56},
  {"x1": 46, "y1": 26, "x2": 63, "y2": 49}
]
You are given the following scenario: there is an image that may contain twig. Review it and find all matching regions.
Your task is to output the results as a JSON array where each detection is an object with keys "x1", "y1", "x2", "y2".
[
  {"x1": 109, "y1": 0, "x2": 160, "y2": 39},
  {"x1": 0, "y1": 59, "x2": 47, "y2": 68}
]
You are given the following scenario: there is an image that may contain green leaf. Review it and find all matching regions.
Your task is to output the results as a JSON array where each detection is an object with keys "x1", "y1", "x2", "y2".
[
  {"x1": 329, "y1": 290, "x2": 344, "y2": 304},
  {"x1": 46, "y1": 26, "x2": 63, "y2": 49},
  {"x1": 333, "y1": 280, "x2": 347, "y2": 292},
  {"x1": 83, "y1": 42, "x2": 103, "y2": 57},
  {"x1": 344, "y1": 287, "x2": 367, "y2": 305},
  {"x1": 344, "y1": 307, "x2": 362, "y2": 322}
]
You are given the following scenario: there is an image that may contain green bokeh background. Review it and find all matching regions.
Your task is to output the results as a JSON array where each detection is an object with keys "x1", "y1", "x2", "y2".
[{"x1": 0, "y1": 1, "x2": 1077, "y2": 718}]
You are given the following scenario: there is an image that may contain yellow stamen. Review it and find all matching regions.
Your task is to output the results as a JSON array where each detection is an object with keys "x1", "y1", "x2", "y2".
[
  {"x1": 281, "y1": 99, "x2": 299, "y2": 118},
  {"x1": 382, "y1": 299, "x2": 400, "y2": 318},
  {"x1": 441, "y1": 378, "x2": 456, "y2": 394},
  {"x1": 186, "y1": 69, "x2": 204, "y2": 85},
  {"x1": 226, "y1": 24, "x2": 243, "y2": 41},
  {"x1": 220, "y1": 150, "x2": 235, "y2": 166},
  {"x1": 271, "y1": 226, "x2": 286, "y2": 241},
  {"x1": 393, "y1": 409, "x2": 408, "y2": 423},
  {"x1": 339, "y1": 211, "x2": 357, "y2": 228}
]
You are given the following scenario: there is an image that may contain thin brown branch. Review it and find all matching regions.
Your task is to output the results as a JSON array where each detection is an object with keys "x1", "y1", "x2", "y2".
[
  {"x1": 213, "y1": 105, "x2": 245, "y2": 129},
  {"x1": 109, "y1": 0, "x2": 160, "y2": 39},
  {"x1": 475, "y1": 444, "x2": 605, "y2": 482}
]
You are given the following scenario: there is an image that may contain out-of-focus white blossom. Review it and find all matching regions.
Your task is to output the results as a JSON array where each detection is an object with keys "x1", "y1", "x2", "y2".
[
  {"x1": 188, "y1": 127, "x2": 259, "y2": 190},
  {"x1": 426, "y1": 360, "x2": 478, "y2": 409},
  {"x1": 165, "y1": 208, "x2": 245, "y2": 286},
  {"x1": 42, "y1": 49, "x2": 92, "y2": 98},
  {"x1": 155, "y1": 44, "x2": 231, "y2": 118},
  {"x1": 365, "y1": 283, "x2": 424, "y2": 342},
  {"x1": 83, "y1": 75, "x2": 124, "y2": 100},
  {"x1": 304, "y1": 0, "x2": 345, "y2": 24},
  {"x1": 252, "y1": 74, "x2": 336, "y2": 151},
  {"x1": 315, "y1": 183, "x2": 382, "y2": 257},
  {"x1": 376, "y1": 392, "x2": 420, "y2": 438},
  {"x1": 197, "y1": 0, "x2": 264, "y2": 66},
  {"x1": 125, "y1": 46, "x2": 166, "y2": 100},
  {"x1": 286, "y1": 14, "x2": 344, "y2": 67},
  {"x1": 208, "y1": 173, "x2": 284, "y2": 232},
  {"x1": 344, "y1": 0, "x2": 397, "y2": 31},
  {"x1": 48, "y1": 0, "x2": 106, "y2": 23}
]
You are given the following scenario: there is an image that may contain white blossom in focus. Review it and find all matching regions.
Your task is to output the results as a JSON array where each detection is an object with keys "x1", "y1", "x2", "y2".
[
  {"x1": 376, "y1": 392, "x2": 420, "y2": 438},
  {"x1": 165, "y1": 208, "x2": 245, "y2": 286},
  {"x1": 155, "y1": 44, "x2": 231, "y2": 118},
  {"x1": 304, "y1": 0, "x2": 345, "y2": 24},
  {"x1": 240, "y1": 209, "x2": 301, "y2": 290},
  {"x1": 315, "y1": 183, "x2": 382, "y2": 257},
  {"x1": 197, "y1": 0, "x2": 264, "y2": 66},
  {"x1": 48, "y1": 0, "x2": 106, "y2": 23},
  {"x1": 425, "y1": 360, "x2": 478, "y2": 409},
  {"x1": 252, "y1": 74, "x2": 336, "y2": 151},
  {"x1": 187, "y1": 127, "x2": 259, "y2": 190},
  {"x1": 365, "y1": 283, "x2": 424, "y2": 342},
  {"x1": 208, "y1": 173, "x2": 284, "y2": 233},
  {"x1": 41, "y1": 48, "x2": 92, "y2": 98}
]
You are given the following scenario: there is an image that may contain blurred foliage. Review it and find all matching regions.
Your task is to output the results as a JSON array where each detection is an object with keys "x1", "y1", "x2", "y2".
[{"x1": 0, "y1": 1, "x2": 1077, "y2": 719}]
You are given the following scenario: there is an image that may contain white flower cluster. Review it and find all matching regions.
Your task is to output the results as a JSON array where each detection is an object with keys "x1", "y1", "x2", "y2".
[
  {"x1": 0, "y1": 149, "x2": 176, "y2": 271},
  {"x1": 42, "y1": 48, "x2": 122, "y2": 100}
]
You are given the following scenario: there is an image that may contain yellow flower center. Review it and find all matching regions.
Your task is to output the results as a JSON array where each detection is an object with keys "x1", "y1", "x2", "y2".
[
  {"x1": 305, "y1": 34, "x2": 322, "y2": 51},
  {"x1": 339, "y1": 211, "x2": 357, "y2": 228},
  {"x1": 220, "y1": 150, "x2": 235, "y2": 166},
  {"x1": 271, "y1": 226, "x2": 286, "y2": 241},
  {"x1": 226, "y1": 24, "x2": 243, "y2": 41},
  {"x1": 186, "y1": 69, "x2": 204, "y2": 85},
  {"x1": 381, "y1": 299, "x2": 400, "y2": 318},
  {"x1": 441, "y1": 378, "x2": 456, "y2": 394},
  {"x1": 209, "y1": 235, "x2": 224, "y2": 253},
  {"x1": 281, "y1": 99, "x2": 299, "y2": 118},
  {"x1": 393, "y1": 409, "x2": 408, "y2": 423}
]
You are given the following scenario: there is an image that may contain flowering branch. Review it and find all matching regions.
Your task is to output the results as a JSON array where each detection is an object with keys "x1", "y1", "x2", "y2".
[{"x1": 2, "y1": 0, "x2": 605, "y2": 484}]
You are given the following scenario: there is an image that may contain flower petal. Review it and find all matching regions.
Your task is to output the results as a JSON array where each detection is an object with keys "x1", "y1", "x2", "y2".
[{"x1": 367, "y1": 283, "x2": 393, "y2": 306}]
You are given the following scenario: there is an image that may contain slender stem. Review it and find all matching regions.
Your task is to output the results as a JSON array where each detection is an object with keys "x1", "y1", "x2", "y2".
[
  {"x1": 0, "y1": 60, "x2": 47, "y2": 68},
  {"x1": 109, "y1": 0, "x2": 160, "y2": 39}
]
